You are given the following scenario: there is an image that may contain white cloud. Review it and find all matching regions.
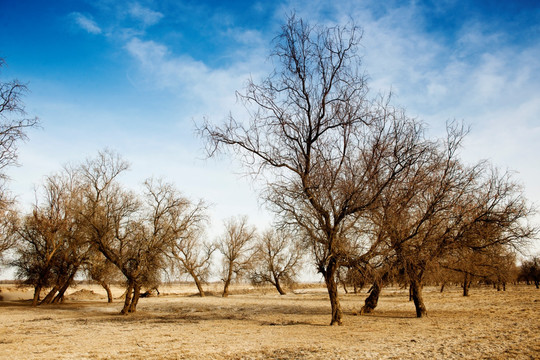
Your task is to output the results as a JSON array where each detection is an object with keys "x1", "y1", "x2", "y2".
[
  {"x1": 124, "y1": 36, "x2": 268, "y2": 121},
  {"x1": 128, "y1": 3, "x2": 164, "y2": 27},
  {"x1": 70, "y1": 12, "x2": 102, "y2": 34}
]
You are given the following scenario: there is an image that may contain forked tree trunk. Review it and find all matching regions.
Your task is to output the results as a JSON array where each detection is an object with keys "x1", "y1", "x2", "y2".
[
  {"x1": 128, "y1": 283, "x2": 141, "y2": 313},
  {"x1": 324, "y1": 259, "x2": 342, "y2": 325},
  {"x1": 120, "y1": 283, "x2": 133, "y2": 315},
  {"x1": 361, "y1": 281, "x2": 381, "y2": 314},
  {"x1": 410, "y1": 279, "x2": 427, "y2": 318},
  {"x1": 32, "y1": 285, "x2": 42, "y2": 307},
  {"x1": 40, "y1": 284, "x2": 60, "y2": 305},
  {"x1": 52, "y1": 269, "x2": 78, "y2": 304}
]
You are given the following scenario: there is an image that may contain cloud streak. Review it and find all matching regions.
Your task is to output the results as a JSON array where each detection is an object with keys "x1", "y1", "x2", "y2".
[{"x1": 70, "y1": 12, "x2": 102, "y2": 34}]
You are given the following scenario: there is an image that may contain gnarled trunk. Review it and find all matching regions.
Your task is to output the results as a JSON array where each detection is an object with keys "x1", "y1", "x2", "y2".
[
  {"x1": 273, "y1": 273, "x2": 286, "y2": 295},
  {"x1": 100, "y1": 281, "x2": 113, "y2": 303},
  {"x1": 189, "y1": 270, "x2": 206, "y2": 297},
  {"x1": 128, "y1": 283, "x2": 141, "y2": 313},
  {"x1": 410, "y1": 279, "x2": 427, "y2": 318},
  {"x1": 324, "y1": 258, "x2": 342, "y2": 325},
  {"x1": 120, "y1": 283, "x2": 133, "y2": 315},
  {"x1": 32, "y1": 285, "x2": 42, "y2": 307},
  {"x1": 52, "y1": 268, "x2": 78, "y2": 304},
  {"x1": 40, "y1": 284, "x2": 60, "y2": 305},
  {"x1": 361, "y1": 281, "x2": 381, "y2": 314}
]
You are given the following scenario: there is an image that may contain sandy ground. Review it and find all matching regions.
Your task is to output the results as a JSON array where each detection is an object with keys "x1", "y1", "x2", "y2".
[{"x1": 0, "y1": 283, "x2": 538, "y2": 359}]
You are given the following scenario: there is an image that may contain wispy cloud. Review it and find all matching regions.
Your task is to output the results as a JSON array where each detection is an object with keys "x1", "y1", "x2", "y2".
[
  {"x1": 128, "y1": 3, "x2": 164, "y2": 27},
  {"x1": 70, "y1": 12, "x2": 102, "y2": 34}
]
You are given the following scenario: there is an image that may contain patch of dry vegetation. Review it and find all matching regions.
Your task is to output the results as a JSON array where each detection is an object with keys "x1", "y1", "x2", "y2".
[{"x1": 0, "y1": 283, "x2": 538, "y2": 359}]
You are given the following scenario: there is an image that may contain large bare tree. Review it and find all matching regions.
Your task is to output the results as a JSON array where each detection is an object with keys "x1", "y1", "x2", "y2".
[
  {"x1": 201, "y1": 16, "x2": 424, "y2": 324},
  {"x1": 366, "y1": 125, "x2": 536, "y2": 317},
  {"x1": 13, "y1": 169, "x2": 86, "y2": 306}
]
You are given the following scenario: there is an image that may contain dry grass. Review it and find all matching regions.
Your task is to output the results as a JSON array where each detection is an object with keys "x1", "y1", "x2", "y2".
[{"x1": 0, "y1": 283, "x2": 538, "y2": 359}]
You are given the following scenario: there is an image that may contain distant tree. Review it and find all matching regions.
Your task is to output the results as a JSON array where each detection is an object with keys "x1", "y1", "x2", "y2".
[
  {"x1": 84, "y1": 251, "x2": 123, "y2": 303},
  {"x1": 170, "y1": 229, "x2": 214, "y2": 297},
  {"x1": 201, "y1": 15, "x2": 424, "y2": 325},
  {"x1": 217, "y1": 216, "x2": 256, "y2": 297},
  {"x1": 518, "y1": 256, "x2": 540, "y2": 288},
  {"x1": 250, "y1": 229, "x2": 304, "y2": 295}
]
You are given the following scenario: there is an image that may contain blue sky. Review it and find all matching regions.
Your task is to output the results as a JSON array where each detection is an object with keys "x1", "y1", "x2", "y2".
[{"x1": 1, "y1": 0, "x2": 540, "y2": 254}]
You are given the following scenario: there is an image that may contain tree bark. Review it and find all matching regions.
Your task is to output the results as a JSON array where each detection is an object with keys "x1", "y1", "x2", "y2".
[
  {"x1": 222, "y1": 264, "x2": 233, "y2": 297},
  {"x1": 128, "y1": 283, "x2": 141, "y2": 313},
  {"x1": 40, "y1": 284, "x2": 60, "y2": 305},
  {"x1": 324, "y1": 259, "x2": 342, "y2": 325},
  {"x1": 52, "y1": 269, "x2": 78, "y2": 304},
  {"x1": 32, "y1": 285, "x2": 42, "y2": 307},
  {"x1": 190, "y1": 271, "x2": 206, "y2": 297},
  {"x1": 360, "y1": 281, "x2": 381, "y2": 314},
  {"x1": 462, "y1": 273, "x2": 471, "y2": 297},
  {"x1": 100, "y1": 281, "x2": 113, "y2": 303},
  {"x1": 273, "y1": 273, "x2": 286, "y2": 295},
  {"x1": 410, "y1": 279, "x2": 427, "y2": 318},
  {"x1": 120, "y1": 283, "x2": 133, "y2": 315}
]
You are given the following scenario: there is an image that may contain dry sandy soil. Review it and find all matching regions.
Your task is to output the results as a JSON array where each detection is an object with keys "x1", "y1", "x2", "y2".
[{"x1": 0, "y1": 283, "x2": 538, "y2": 359}]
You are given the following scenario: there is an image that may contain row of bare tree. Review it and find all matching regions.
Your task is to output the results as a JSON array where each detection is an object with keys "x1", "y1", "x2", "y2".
[
  {"x1": 1, "y1": 14, "x2": 538, "y2": 327},
  {"x1": 3, "y1": 150, "x2": 307, "y2": 312}
]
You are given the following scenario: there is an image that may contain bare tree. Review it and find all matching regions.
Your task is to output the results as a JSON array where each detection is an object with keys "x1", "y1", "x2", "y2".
[
  {"x1": 201, "y1": 16, "x2": 424, "y2": 325},
  {"x1": 0, "y1": 58, "x2": 39, "y2": 259},
  {"x1": 84, "y1": 251, "x2": 123, "y2": 303},
  {"x1": 217, "y1": 216, "x2": 256, "y2": 297},
  {"x1": 367, "y1": 124, "x2": 536, "y2": 317},
  {"x1": 171, "y1": 231, "x2": 215, "y2": 297},
  {"x1": 250, "y1": 228, "x2": 304, "y2": 295},
  {"x1": 12, "y1": 169, "x2": 85, "y2": 306},
  {"x1": 0, "y1": 58, "x2": 39, "y2": 176},
  {"x1": 519, "y1": 256, "x2": 540, "y2": 288}
]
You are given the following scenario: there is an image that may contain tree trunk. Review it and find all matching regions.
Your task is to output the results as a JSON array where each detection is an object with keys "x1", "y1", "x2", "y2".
[
  {"x1": 190, "y1": 271, "x2": 205, "y2": 297},
  {"x1": 410, "y1": 279, "x2": 427, "y2": 318},
  {"x1": 440, "y1": 282, "x2": 446, "y2": 293},
  {"x1": 40, "y1": 284, "x2": 60, "y2": 305},
  {"x1": 324, "y1": 258, "x2": 342, "y2": 325},
  {"x1": 120, "y1": 283, "x2": 133, "y2": 315},
  {"x1": 128, "y1": 283, "x2": 141, "y2": 313},
  {"x1": 462, "y1": 273, "x2": 471, "y2": 297},
  {"x1": 52, "y1": 269, "x2": 78, "y2": 304},
  {"x1": 32, "y1": 285, "x2": 42, "y2": 307},
  {"x1": 100, "y1": 281, "x2": 113, "y2": 303},
  {"x1": 273, "y1": 273, "x2": 286, "y2": 295},
  {"x1": 222, "y1": 264, "x2": 234, "y2": 297},
  {"x1": 360, "y1": 281, "x2": 381, "y2": 314}
]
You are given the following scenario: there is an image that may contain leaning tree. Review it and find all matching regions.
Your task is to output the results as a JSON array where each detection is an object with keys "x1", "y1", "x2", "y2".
[{"x1": 201, "y1": 16, "x2": 425, "y2": 325}]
